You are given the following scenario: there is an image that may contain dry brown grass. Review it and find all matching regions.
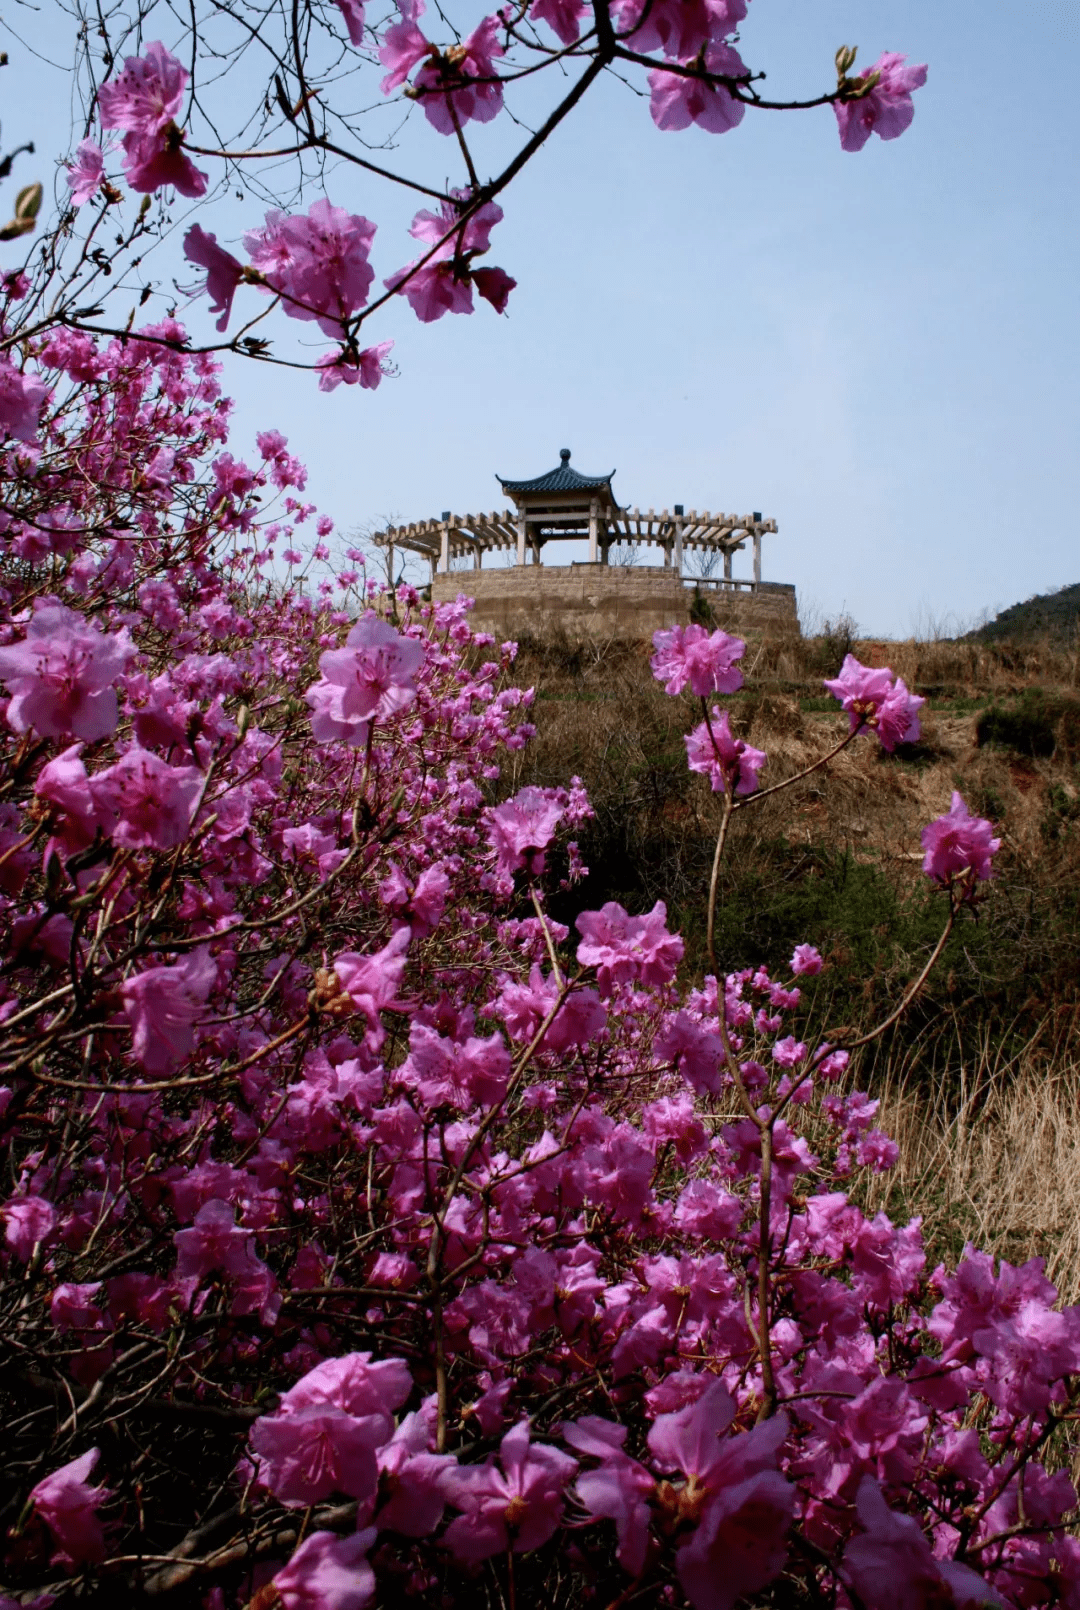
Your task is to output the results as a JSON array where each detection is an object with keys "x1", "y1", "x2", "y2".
[{"x1": 856, "y1": 1034, "x2": 1080, "y2": 1302}]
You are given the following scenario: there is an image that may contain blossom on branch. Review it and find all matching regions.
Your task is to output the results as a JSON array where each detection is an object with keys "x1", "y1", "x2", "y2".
[
  {"x1": 613, "y1": 0, "x2": 747, "y2": 59},
  {"x1": 835, "y1": 52, "x2": 929, "y2": 154},
  {"x1": 442, "y1": 1420, "x2": 578, "y2": 1561},
  {"x1": 183, "y1": 226, "x2": 244, "y2": 332},
  {"x1": 306, "y1": 613, "x2": 423, "y2": 744},
  {"x1": 274, "y1": 1528, "x2": 377, "y2": 1610},
  {"x1": 316, "y1": 341, "x2": 395, "y2": 392},
  {"x1": 685, "y1": 707, "x2": 766, "y2": 795},
  {"x1": 245, "y1": 201, "x2": 377, "y2": 336},
  {"x1": 29, "y1": 1449, "x2": 111, "y2": 1568},
  {"x1": 649, "y1": 43, "x2": 747, "y2": 135},
  {"x1": 844, "y1": 1476, "x2": 995, "y2": 1610},
  {"x1": 651, "y1": 622, "x2": 745, "y2": 696},
  {"x1": 576, "y1": 899, "x2": 683, "y2": 996},
  {"x1": 824, "y1": 653, "x2": 924, "y2": 750},
  {"x1": 334, "y1": 0, "x2": 367, "y2": 47},
  {"x1": 486, "y1": 785, "x2": 565, "y2": 878},
  {"x1": 98, "y1": 41, "x2": 207, "y2": 197},
  {"x1": 91, "y1": 747, "x2": 203, "y2": 849},
  {"x1": 412, "y1": 15, "x2": 505, "y2": 134},
  {"x1": 921, "y1": 792, "x2": 1000, "y2": 892},
  {"x1": 0, "y1": 601, "x2": 133, "y2": 742},
  {"x1": 122, "y1": 947, "x2": 216, "y2": 1074},
  {"x1": 529, "y1": 0, "x2": 589, "y2": 46},
  {"x1": 66, "y1": 140, "x2": 104, "y2": 207},
  {"x1": 0, "y1": 358, "x2": 50, "y2": 444}
]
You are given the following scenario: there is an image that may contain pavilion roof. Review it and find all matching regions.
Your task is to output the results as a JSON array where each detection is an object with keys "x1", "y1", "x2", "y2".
[{"x1": 498, "y1": 448, "x2": 614, "y2": 496}]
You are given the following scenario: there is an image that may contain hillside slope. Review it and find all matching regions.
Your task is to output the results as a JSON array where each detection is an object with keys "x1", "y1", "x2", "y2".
[{"x1": 967, "y1": 581, "x2": 1080, "y2": 642}]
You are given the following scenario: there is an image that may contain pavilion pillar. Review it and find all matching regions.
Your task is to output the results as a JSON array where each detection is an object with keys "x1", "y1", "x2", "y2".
[
  {"x1": 473, "y1": 543, "x2": 483, "y2": 570},
  {"x1": 673, "y1": 516, "x2": 683, "y2": 575},
  {"x1": 516, "y1": 516, "x2": 526, "y2": 566},
  {"x1": 439, "y1": 525, "x2": 449, "y2": 574},
  {"x1": 753, "y1": 529, "x2": 761, "y2": 585},
  {"x1": 724, "y1": 549, "x2": 732, "y2": 582},
  {"x1": 588, "y1": 499, "x2": 599, "y2": 563}
]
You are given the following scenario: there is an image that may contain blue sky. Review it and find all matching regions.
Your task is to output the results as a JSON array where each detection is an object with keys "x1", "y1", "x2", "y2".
[{"x1": 3, "y1": 1, "x2": 1078, "y2": 635}]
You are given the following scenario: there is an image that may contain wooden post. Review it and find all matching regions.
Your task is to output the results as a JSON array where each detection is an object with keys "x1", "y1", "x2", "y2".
[
  {"x1": 588, "y1": 498, "x2": 598, "y2": 563},
  {"x1": 753, "y1": 529, "x2": 761, "y2": 585},
  {"x1": 473, "y1": 541, "x2": 483, "y2": 571},
  {"x1": 673, "y1": 516, "x2": 683, "y2": 575},
  {"x1": 724, "y1": 548, "x2": 732, "y2": 581},
  {"x1": 439, "y1": 525, "x2": 449, "y2": 574},
  {"x1": 516, "y1": 515, "x2": 526, "y2": 567}
]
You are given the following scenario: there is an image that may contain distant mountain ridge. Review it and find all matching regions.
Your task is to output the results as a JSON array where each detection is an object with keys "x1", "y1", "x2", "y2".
[{"x1": 966, "y1": 582, "x2": 1080, "y2": 642}]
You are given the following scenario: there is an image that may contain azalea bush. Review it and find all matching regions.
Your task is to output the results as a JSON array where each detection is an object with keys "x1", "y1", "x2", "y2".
[
  {"x1": 6, "y1": 12, "x2": 1080, "y2": 1610},
  {"x1": 2, "y1": 322, "x2": 1080, "y2": 1609}
]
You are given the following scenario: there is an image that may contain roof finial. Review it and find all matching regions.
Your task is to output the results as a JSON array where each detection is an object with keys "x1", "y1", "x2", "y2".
[{"x1": 560, "y1": 448, "x2": 571, "y2": 464}]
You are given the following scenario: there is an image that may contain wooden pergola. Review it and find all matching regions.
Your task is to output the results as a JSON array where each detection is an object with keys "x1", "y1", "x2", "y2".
[{"x1": 375, "y1": 450, "x2": 778, "y2": 584}]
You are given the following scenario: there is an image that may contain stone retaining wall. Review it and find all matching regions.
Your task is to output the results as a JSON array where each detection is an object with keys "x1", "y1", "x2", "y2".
[{"x1": 431, "y1": 565, "x2": 800, "y2": 641}]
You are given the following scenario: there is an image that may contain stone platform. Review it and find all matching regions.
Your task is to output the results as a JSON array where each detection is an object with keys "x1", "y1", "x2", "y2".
[{"x1": 431, "y1": 565, "x2": 800, "y2": 642}]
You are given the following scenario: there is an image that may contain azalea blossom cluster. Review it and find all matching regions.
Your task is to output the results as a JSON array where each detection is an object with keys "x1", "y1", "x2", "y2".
[
  {"x1": 0, "y1": 318, "x2": 1068, "y2": 1610},
  {"x1": 0, "y1": 4, "x2": 927, "y2": 407}
]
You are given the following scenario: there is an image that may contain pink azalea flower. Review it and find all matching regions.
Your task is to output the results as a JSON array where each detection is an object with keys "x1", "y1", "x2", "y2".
[
  {"x1": 183, "y1": 226, "x2": 244, "y2": 332},
  {"x1": 564, "y1": 1418, "x2": 656, "y2": 1573},
  {"x1": 66, "y1": 139, "x2": 104, "y2": 206},
  {"x1": 844, "y1": 1477, "x2": 994, "y2": 1610},
  {"x1": 413, "y1": 15, "x2": 505, "y2": 135},
  {"x1": 387, "y1": 197, "x2": 514, "y2": 322},
  {"x1": 646, "y1": 1382, "x2": 793, "y2": 1610},
  {"x1": 613, "y1": 0, "x2": 746, "y2": 59},
  {"x1": 245, "y1": 200, "x2": 377, "y2": 336},
  {"x1": 409, "y1": 197, "x2": 504, "y2": 254},
  {"x1": 576, "y1": 900, "x2": 683, "y2": 996},
  {"x1": 473, "y1": 265, "x2": 516, "y2": 313},
  {"x1": 35, "y1": 742, "x2": 99, "y2": 853},
  {"x1": 98, "y1": 41, "x2": 208, "y2": 196},
  {"x1": 376, "y1": 1405, "x2": 457, "y2": 1535},
  {"x1": 30, "y1": 1449, "x2": 111, "y2": 1568},
  {"x1": 122, "y1": 946, "x2": 216, "y2": 1074},
  {"x1": 274, "y1": 1528, "x2": 377, "y2": 1610},
  {"x1": 0, "y1": 358, "x2": 49, "y2": 444},
  {"x1": 251, "y1": 1404, "x2": 387, "y2": 1506},
  {"x1": 388, "y1": 259, "x2": 474, "y2": 322},
  {"x1": 487, "y1": 786, "x2": 565, "y2": 879},
  {"x1": 334, "y1": 0, "x2": 367, "y2": 47},
  {"x1": 530, "y1": 0, "x2": 588, "y2": 45},
  {"x1": 0, "y1": 600, "x2": 134, "y2": 741},
  {"x1": 2, "y1": 1192, "x2": 56, "y2": 1259},
  {"x1": 121, "y1": 131, "x2": 208, "y2": 197},
  {"x1": 651, "y1": 622, "x2": 745, "y2": 696},
  {"x1": 684, "y1": 708, "x2": 767, "y2": 796},
  {"x1": 332, "y1": 927, "x2": 411, "y2": 1041},
  {"x1": 91, "y1": 748, "x2": 203, "y2": 849},
  {"x1": 790, "y1": 943, "x2": 823, "y2": 976},
  {"x1": 823, "y1": 653, "x2": 924, "y2": 751},
  {"x1": 98, "y1": 41, "x2": 187, "y2": 136},
  {"x1": 174, "y1": 1198, "x2": 261, "y2": 1279},
  {"x1": 305, "y1": 613, "x2": 424, "y2": 745},
  {"x1": 316, "y1": 341, "x2": 395, "y2": 392},
  {"x1": 835, "y1": 52, "x2": 929, "y2": 154},
  {"x1": 443, "y1": 1420, "x2": 578, "y2": 1561},
  {"x1": 253, "y1": 1353, "x2": 411, "y2": 1509},
  {"x1": 649, "y1": 43, "x2": 747, "y2": 135},
  {"x1": 921, "y1": 792, "x2": 1000, "y2": 892},
  {"x1": 379, "y1": 0, "x2": 434, "y2": 94}
]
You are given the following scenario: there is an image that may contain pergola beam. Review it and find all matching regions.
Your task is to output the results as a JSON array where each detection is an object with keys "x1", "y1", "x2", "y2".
[{"x1": 375, "y1": 506, "x2": 777, "y2": 576}]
